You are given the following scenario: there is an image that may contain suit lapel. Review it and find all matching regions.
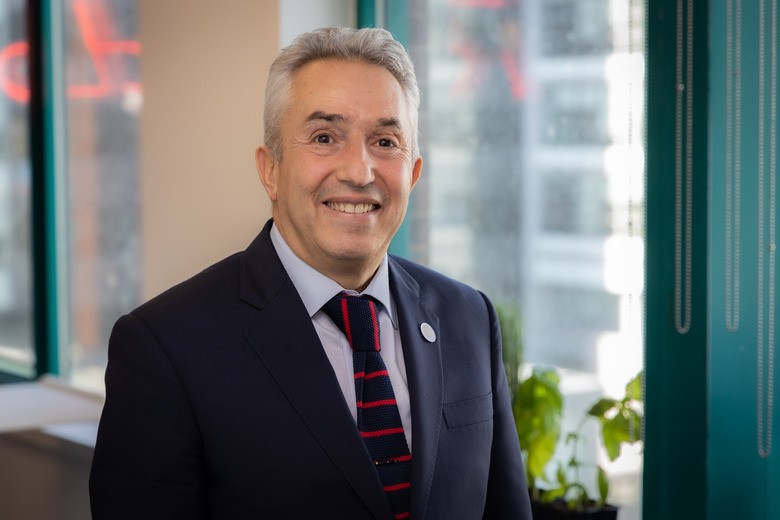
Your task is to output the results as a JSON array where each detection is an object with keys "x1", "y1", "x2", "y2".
[
  {"x1": 239, "y1": 223, "x2": 394, "y2": 520},
  {"x1": 390, "y1": 259, "x2": 443, "y2": 520}
]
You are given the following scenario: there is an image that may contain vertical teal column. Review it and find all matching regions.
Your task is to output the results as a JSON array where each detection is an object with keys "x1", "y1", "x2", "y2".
[
  {"x1": 29, "y1": 0, "x2": 62, "y2": 377},
  {"x1": 384, "y1": 0, "x2": 409, "y2": 47},
  {"x1": 357, "y1": 0, "x2": 376, "y2": 28},
  {"x1": 644, "y1": 0, "x2": 708, "y2": 518},
  {"x1": 359, "y1": 0, "x2": 414, "y2": 258},
  {"x1": 709, "y1": 0, "x2": 778, "y2": 518}
]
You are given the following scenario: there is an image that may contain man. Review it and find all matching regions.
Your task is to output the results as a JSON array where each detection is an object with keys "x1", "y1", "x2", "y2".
[{"x1": 89, "y1": 27, "x2": 532, "y2": 519}]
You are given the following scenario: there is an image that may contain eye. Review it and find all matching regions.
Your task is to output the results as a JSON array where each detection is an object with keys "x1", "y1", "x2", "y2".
[
  {"x1": 377, "y1": 138, "x2": 397, "y2": 148},
  {"x1": 314, "y1": 134, "x2": 332, "y2": 144}
]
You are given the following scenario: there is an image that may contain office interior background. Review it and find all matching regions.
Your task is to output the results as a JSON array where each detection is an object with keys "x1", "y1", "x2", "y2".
[{"x1": 0, "y1": 0, "x2": 777, "y2": 518}]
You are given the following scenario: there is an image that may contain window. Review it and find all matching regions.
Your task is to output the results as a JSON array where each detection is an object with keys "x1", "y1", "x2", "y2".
[
  {"x1": 541, "y1": 0, "x2": 612, "y2": 56},
  {"x1": 540, "y1": 82, "x2": 610, "y2": 145},
  {"x1": 0, "y1": 0, "x2": 34, "y2": 379},
  {"x1": 404, "y1": 0, "x2": 645, "y2": 516},
  {"x1": 540, "y1": 169, "x2": 610, "y2": 235},
  {"x1": 0, "y1": 0, "x2": 141, "y2": 389},
  {"x1": 61, "y1": 0, "x2": 141, "y2": 391}
]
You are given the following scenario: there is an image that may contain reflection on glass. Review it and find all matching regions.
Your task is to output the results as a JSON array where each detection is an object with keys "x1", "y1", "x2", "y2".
[
  {"x1": 63, "y1": 0, "x2": 141, "y2": 391},
  {"x1": 0, "y1": 0, "x2": 34, "y2": 377},
  {"x1": 409, "y1": 0, "x2": 645, "y2": 517}
]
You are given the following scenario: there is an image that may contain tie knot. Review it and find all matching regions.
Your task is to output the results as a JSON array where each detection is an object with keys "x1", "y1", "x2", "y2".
[{"x1": 322, "y1": 293, "x2": 381, "y2": 352}]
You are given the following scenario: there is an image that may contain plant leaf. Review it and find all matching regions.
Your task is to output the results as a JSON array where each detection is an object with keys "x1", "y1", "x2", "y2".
[
  {"x1": 543, "y1": 487, "x2": 564, "y2": 502},
  {"x1": 556, "y1": 464, "x2": 567, "y2": 486},
  {"x1": 625, "y1": 408, "x2": 643, "y2": 442},
  {"x1": 601, "y1": 407, "x2": 643, "y2": 460},
  {"x1": 587, "y1": 398, "x2": 618, "y2": 418},
  {"x1": 565, "y1": 484, "x2": 589, "y2": 510},
  {"x1": 601, "y1": 417, "x2": 625, "y2": 460},
  {"x1": 526, "y1": 433, "x2": 558, "y2": 478},
  {"x1": 625, "y1": 371, "x2": 644, "y2": 401},
  {"x1": 597, "y1": 466, "x2": 609, "y2": 505},
  {"x1": 513, "y1": 367, "x2": 563, "y2": 483}
]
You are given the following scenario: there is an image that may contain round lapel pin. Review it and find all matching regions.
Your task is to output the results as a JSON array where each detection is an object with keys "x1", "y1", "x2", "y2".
[{"x1": 420, "y1": 322, "x2": 436, "y2": 343}]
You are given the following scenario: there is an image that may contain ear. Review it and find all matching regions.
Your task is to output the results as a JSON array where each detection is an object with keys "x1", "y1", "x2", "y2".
[
  {"x1": 410, "y1": 156, "x2": 423, "y2": 189},
  {"x1": 255, "y1": 146, "x2": 279, "y2": 202}
]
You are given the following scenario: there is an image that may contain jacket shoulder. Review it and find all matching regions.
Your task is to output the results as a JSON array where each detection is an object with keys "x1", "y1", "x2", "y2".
[
  {"x1": 389, "y1": 255, "x2": 491, "y2": 310},
  {"x1": 132, "y1": 251, "x2": 244, "y2": 322}
]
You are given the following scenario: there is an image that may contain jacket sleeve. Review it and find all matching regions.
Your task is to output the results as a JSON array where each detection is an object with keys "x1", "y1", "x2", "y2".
[
  {"x1": 89, "y1": 313, "x2": 208, "y2": 520},
  {"x1": 480, "y1": 293, "x2": 534, "y2": 519}
]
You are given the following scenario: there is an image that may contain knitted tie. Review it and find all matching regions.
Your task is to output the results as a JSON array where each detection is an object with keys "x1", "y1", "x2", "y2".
[{"x1": 322, "y1": 293, "x2": 412, "y2": 520}]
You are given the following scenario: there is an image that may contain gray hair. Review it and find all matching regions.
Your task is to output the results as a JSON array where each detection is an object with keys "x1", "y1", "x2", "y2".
[{"x1": 263, "y1": 27, "x2": 420, "y2": 160}]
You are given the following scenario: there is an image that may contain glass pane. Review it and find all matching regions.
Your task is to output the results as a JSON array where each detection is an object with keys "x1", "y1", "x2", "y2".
[
  {"x1": 408, "y1": 0, "x2": 645, "y2": 517},
  {"x1": 0, "y1": 0, "x2": 34, "y2": 378},
  {"x1": 62, "y1": 0, "x2": 141, "y2": 391}
]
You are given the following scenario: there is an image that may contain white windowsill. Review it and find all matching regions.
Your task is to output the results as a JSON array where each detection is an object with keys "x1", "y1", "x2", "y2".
[{"x1": 0, "y1": 376, "x2": 103, "y2": 448}]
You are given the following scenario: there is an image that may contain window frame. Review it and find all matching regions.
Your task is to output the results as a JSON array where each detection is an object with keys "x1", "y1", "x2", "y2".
[
  {"x1": 0, "y1": 0, "x2": 61, "y2": 383},
  {"x1": 643, "y1": 0, "x2": 708, "y2": 517}
]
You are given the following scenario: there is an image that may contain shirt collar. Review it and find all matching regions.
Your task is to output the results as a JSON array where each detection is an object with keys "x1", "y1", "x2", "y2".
[{"x1": 270, "y1": 223, "x2": 398, "y2": 327}]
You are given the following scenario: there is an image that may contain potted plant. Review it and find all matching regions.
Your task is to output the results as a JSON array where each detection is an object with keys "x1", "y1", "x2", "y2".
[
  {"x1": 513, "y1": 367, "x2": 644, "y2": 519},
  {"x1": 512, "y1": 367, "x2": 564, "y2": 504}
]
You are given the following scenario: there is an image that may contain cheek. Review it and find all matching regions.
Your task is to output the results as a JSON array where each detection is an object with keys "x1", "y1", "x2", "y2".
[
  {"x1": 386, "y1": 168, "x2": 415, "y2": 196},
  {"x1": 293, "y1": 157, "x2": 332, "y2": 189},
  {"x1": 276, "y1": 164, "x2": 311, "y2": 199}
]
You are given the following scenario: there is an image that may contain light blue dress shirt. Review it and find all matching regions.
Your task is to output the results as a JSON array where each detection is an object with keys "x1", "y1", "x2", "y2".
[{"x1": 270, "y1": 224, "x2": 412, "y2": 449}]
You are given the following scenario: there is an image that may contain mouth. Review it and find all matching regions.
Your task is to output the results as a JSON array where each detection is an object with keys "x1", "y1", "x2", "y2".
[{"x1": 325, "y1": 201, "x2": 379, "y2": 214}]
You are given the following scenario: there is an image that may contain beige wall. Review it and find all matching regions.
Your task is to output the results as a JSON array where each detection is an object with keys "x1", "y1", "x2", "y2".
[{"x1": 139, "y1": 0, "x2": 278, "y2": 300}]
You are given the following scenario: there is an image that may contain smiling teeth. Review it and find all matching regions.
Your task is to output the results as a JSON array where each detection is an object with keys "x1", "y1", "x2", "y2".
[{"x1": 327, "y1": 202, "x2": 377, "y2": 214}]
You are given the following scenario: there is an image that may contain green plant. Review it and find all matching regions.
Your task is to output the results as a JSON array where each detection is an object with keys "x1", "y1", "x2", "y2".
[
  {"x1": 512, "y1": 366, "x2": 563, "y2": 500},
  {"x1": 513, "y1": 367, "x2": 644, "y2": 512},
  {"x1": 589, "y1": 370, "x2": 643, "y2": 462},
  {"x1": 542, "y1": 371, "x2": 644, "y2": 510}
]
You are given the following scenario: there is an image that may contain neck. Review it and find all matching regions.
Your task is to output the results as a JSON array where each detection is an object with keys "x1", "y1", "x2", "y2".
[
  {"x1": 271, "y1": 223, "x2": 382, "y2": 292},
  {"x1": 325, "y1": 261, "x2": 380, "y2": 292}
]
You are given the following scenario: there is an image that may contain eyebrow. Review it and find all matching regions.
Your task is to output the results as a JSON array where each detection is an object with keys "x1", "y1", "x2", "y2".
[
  {"x1": 305, "y1": 111, "x2": 403, "y2": 132},
  {"x1": 377, "y1": 117, "x2": 403, "y2": 131},
  {"x1": 306, "y1": 111, "x2": 346, "y2": 123}
]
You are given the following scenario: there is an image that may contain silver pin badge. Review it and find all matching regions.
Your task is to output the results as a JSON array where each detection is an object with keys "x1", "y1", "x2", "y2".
[{"x1": 420, "y1": 323, "x2": 436, "y2": 343}]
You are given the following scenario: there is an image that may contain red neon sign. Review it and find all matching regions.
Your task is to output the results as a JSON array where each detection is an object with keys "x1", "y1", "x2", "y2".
[
  {"x1": 0, "y1": 0, "x2": 141, "y2": 104},
  {"x1": 447, "y1": 0, "x2": 525, "y2": 101}
]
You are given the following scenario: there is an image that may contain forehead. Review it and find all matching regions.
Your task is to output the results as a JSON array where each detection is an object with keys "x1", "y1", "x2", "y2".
[{"x1": 286, "y1": 59, "x2": 410, "y2": 127}]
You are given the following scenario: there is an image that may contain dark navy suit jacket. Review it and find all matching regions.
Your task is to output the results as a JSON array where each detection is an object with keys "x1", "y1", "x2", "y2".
[{"x1": 89, "y1": 220, "x2": 532, "y2": 519}]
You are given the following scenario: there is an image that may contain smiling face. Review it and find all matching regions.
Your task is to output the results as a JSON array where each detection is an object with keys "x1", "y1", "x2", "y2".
[{"x1": 256, "y1": 59, "x2": 422, "y2": 290}]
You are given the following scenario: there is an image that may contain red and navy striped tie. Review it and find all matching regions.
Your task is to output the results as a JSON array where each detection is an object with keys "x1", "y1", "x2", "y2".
[{"x1": 322, "y1": 293, "x2": 412, "y2": 520}]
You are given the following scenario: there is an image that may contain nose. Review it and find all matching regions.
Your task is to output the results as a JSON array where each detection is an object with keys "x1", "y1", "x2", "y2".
[{"x1": 337, "y1": 139, "x2": 375, "y2": 187}]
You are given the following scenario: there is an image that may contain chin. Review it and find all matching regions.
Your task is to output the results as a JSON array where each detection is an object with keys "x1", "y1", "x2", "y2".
[
  {"x1": 329, "y1": 248, "x2": 375, "y2": 263},
  {"x1": 326, "y1": 241, "x2": 381, "y2": 263}
]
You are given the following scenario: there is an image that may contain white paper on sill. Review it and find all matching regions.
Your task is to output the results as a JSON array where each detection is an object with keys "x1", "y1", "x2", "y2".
[{"x1": 0, "y1": 376, "x2": 104, "y2": 435}]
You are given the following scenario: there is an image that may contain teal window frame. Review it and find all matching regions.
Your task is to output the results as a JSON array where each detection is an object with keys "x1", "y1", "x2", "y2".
[
  {"x1": 33, "y1": 0, "x2": 63, "y2": 380},
  {"x1": 706, "y1": 0, "x2": 780, "y2": 517},
  {"x1": 644, "y1": 1, "x2": 708, "y2": 517},
  {"x1": 0, "y1": 0, "x2": 61, "y2": 384},
  {"x1": 648, "y1": 0, "x2": 780, "y2": 517}
]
